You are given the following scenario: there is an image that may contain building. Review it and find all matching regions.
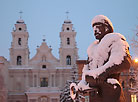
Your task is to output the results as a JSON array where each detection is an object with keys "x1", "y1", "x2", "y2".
[
  {"x1": 0, "y1": 18, "x2": 78, "y2": 102},
  {"x1": 0, "y1": 17, "x2": 134, "y2": 102}
]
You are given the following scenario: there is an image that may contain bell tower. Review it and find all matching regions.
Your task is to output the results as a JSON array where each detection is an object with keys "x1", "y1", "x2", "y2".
[
  {"x1": 9, "y1": 19, "x2": 29, "y2": 66},
  {"x1": 59, "y1": 19, "x2": 78, "y2": 67}
]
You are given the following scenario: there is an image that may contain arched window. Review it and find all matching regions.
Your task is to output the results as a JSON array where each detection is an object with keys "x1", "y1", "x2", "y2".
[
  {"x1": 67, "y1": 38, "x2": 70, "y2": 45},
  {"x1": 17, "y1": 56, "x2": 22, "y2": 65},
  {"x1": 18, "y1": 38, "x2": 21, "y2": 45},
  {"x1": 66, "y1": 55, "x2": 71, "y2": 65},
  {"x1": 40, "y1": 78, "x2": 48, "y2": 87},
  {"x1": 42, "y1": 56, "x2": 46, "y2": 62}
]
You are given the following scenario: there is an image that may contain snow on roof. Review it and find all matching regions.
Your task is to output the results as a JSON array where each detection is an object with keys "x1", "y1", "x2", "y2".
[{"x1": 64, "y1": 19, "x2": 72, "y2": 24}]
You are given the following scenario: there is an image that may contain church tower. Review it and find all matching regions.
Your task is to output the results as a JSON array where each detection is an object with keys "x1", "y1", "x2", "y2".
[
  {"x1": 9, "y1": 19, "x2": 29, "y2": 66},
  {"x1": 59, "y1": 19, "x2": 78, "y2": 67}
]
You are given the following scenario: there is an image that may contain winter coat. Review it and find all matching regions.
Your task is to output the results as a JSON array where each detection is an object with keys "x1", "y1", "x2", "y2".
[
  {"x1": 84, "y1": 33, "x2": 131, "y2": 102},
  {"x1": 85, "y1": 33, "x2": 131, "y2": 80}
]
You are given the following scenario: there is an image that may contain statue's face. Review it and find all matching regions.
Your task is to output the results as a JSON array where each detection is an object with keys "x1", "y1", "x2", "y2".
[{"x1": 93, "y1": 24, "x2": 108, "y2": 41}]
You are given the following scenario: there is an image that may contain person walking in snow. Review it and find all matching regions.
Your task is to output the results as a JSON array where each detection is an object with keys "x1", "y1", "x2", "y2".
[{"x1": 70, "y1": 15, "x2": 131, "y2": 102}]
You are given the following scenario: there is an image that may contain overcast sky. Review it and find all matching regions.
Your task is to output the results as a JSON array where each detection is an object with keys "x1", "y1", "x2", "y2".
[{"x1": 0, "y1": 0, "x2": 138, "y2": 60}]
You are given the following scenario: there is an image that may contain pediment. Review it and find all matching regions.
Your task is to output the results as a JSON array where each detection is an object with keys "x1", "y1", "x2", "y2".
[{"x1": 29, "y1": 42, "x2": 59, "y2": 65}]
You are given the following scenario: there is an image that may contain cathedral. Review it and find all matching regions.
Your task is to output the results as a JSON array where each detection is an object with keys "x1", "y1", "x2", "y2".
[{"x1": 0, "y1": 18, "x2": 78, "y2": 102}]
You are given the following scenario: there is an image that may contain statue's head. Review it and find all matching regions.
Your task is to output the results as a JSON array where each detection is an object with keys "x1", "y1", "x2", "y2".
[{"x1": 92, "y1": 15, "x2": 114, "y2": 41}]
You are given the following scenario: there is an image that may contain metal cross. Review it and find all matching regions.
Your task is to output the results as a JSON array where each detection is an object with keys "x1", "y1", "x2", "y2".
[
  {"x1": 43, "y1": 35, "x2": 46, "y2": 42},
  {"x1": 66, "y1": 11, "x2": 69, "y2": 19},
  {"x1": 19, "y1": 11, "x2": 23, "y2": 19}
]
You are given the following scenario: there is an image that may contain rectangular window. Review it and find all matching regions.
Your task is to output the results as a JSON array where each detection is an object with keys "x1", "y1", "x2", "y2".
[
  {"x1": 40, "y1": 78, "x2": 48, "y2": 87},
  {"x1": 42, "y1": 65, "x2": 46, "y2": 69},
  {"x1": 52, "y1": 74, "x2": 54, "y2": 87},
  {"x1": 34, "y1": 75, "x2": 37, "y2": 87}
]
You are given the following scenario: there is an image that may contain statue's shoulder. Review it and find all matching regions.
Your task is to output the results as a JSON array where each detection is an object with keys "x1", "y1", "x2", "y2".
[
  {"x1": 87, "y1": 40, "x2": 99, "y2": 56},
  {"x1": 103, "y1": 33, "x2": 126, "y2": 41}
]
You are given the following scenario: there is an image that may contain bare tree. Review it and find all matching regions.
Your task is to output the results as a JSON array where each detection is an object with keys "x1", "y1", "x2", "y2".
[{"x1": 130, "y1": 25, "x2": 138, "y2": 55}]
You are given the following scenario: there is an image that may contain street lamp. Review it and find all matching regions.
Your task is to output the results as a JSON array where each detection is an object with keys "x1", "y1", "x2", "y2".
[
  {"x1": 129, "y1": 58, "x2": 138, "y2": 102},
  {"x1": 134, "y1": 58, "x2": 138, "y2": 63}
]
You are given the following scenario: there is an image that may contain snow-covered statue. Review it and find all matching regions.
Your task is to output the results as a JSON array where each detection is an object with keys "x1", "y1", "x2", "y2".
[{"x1": 70, "y1": 15, "x2": 131, "y2": 102}]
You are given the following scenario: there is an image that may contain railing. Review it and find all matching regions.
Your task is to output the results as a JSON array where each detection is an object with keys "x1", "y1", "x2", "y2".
[
  {"x1": 8, "y1": 65, "x2": 33, "y2": 69},
  {"x1": 26, "y1": 87, "x2": 60, "y2": 93}
]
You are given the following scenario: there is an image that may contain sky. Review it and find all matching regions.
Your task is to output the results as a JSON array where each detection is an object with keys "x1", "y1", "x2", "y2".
[{"x1": 0, "y1": 0, "x2": 138, "y2": 60}]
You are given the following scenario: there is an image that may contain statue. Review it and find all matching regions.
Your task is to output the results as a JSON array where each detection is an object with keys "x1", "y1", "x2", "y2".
[{"x1": 70, "y1": 15, "x2": 131, "y2": 102}]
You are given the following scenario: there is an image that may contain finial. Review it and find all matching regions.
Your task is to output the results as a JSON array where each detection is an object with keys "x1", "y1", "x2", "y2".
[
  {"x1": 43, "y1": 35, "x2": 46, "y2": 42},
  {"x1": 65, "y1": 11, "x2": 69, "y2": 20},
  {"x1": 19, "y1": 11, "x2": 23, "y2": 19}
]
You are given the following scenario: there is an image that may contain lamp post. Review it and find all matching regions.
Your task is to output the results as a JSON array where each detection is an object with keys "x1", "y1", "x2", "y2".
[
  {"x1": 129, "y1": 58, "x2": 138, "y2": 102},
  {"x1": 134, "y1": 58, "x2": 138, "y2": 63}
]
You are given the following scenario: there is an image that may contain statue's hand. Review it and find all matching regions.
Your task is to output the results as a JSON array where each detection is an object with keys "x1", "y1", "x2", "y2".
[
  {"x1": 85, "y1": 75, "x2": 97, "y2": 87},
  {"x1": 70, "y1": 83, "x2": 78, "y2": 100},
  {"x1": 85, "y1": 75, "x2": 105, "y2": 87}
]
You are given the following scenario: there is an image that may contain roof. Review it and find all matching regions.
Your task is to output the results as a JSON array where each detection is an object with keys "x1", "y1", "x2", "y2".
[{"x1": 16, "y1": 19, "x2": 25, "y2": 24}]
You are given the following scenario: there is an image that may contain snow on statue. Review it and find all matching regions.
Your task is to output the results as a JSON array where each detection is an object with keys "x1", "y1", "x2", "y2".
[{"x1": 70, "y1": 15, "x2": 131, "y2": 102}]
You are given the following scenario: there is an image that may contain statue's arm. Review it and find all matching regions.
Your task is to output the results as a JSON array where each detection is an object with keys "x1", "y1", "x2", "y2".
[
  {"x1": 86, "y1": 41, "x2": 131, "y2": 81},
  {"x1": 98, "y1": 55, "x2": 131, "y2": 80}
]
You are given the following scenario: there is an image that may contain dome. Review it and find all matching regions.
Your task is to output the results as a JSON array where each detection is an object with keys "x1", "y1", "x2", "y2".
[
  {"x1": 16, "y1": 19, "x2": 25, "y2": 24},
  {"x1": 64, "y1": 19, "x2": 72, "y2": 24}
]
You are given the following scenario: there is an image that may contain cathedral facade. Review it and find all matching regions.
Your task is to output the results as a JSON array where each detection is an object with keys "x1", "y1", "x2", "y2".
[{"x1": 0, "y1": 18, "x2": 78, "y2": 102}]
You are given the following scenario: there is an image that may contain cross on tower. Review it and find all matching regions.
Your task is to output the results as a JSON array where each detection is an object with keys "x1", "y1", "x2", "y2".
[
  {"x1": 65, "y1": 11, "x2": 69, "y2": 20},
  {"x1": 43, "y1": 35, "x2": 46, "y2": 42},
  {"x1": 19, "y1": 11, "x2": 23, "y2": 19}
]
